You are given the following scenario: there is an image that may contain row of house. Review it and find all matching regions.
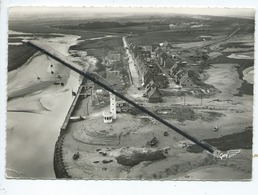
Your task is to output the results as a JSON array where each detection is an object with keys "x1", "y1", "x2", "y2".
[
  {"x1": 151, "y1": 41, "x2": 201, "y2": 88},
  {"x1": 144, "y1": 81, "x2": 163, "y2": 103},
  {"x1": 153, "y1": 42, "x2": 179, "y2": 69},
  {"x1": 128, "y1": 43, "x2": 168, "y2": 103},
  {"x1": 130, "y1": 41, "x2": 177, "y2": 69},
  {"x1": 169, "y1": 62, "x2": 200, "y2": 88}
]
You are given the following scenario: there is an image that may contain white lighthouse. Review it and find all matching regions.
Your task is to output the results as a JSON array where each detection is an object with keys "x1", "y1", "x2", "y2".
[{"x1": 109, "y1": 92, "x2": 117, "y2": 119}]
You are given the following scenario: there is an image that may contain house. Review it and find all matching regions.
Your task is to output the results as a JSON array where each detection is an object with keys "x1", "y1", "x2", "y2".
[
  {"x1": 139, "y1": 50, "x2": 151, "y2": 62},
  {"x1": 163, "y1": 56, "x2": 176, "y2": 68},
  {"x1": 146, "y1": 80, "x2": 159, "y2": 90},
  {"x1": 170, "y1": 64, "x2": 177, "y2": 76},
  {"x1": 144, "y1": 46, "x2": 152, "y2": 52},
  {"x1": 198, "y1": 35, "x2": 212, "y2": 41},
  {"x1": 154, "y1": 47, "x2": 167, "y2": 67},
  {"x1": 170, "y1": 62, "x2": 181, "y2": 76},
  {"x1": 141, "y1": 64, "x2": 169, "y2": 88},
  {"x1": 174, "y1": 69, "x2": 196, "y2": 88},
  {"x1": 146, "y1": 86, "x2": 163, "y2": 103},
  {"x1": 170, "y1": 60, "x2": 189, "y2": 76},
  {"x1": 163, "y1": 41, "x2": 169, "y2": 47},
  {"x1": 162, "y1": 41, "x2": 173, "y2": 50},
  {"x1": 154, "y1": 47, "x2": 164, "y2": 58},
  {"x1": 116, "y1": 101, "x2": 127, "y2": 107},
  {"x1": 152, "y1": 43, "x2": 160, "y2": 52},
  {"x1": 142, "y1": 69, "x2": 154, "y2": 87},
  {"x1": 151, "y1": 52, "x2": 156, "y2": 59},
  {"x1": 159, "y1": 52, "x2": 168, "y2": 67},
  {"x1": 180, "y1": 74, "x2": 196, "y2": 88},
  {"x1": 153, "y1": 73, "x2": 169, "y2": 88},
  {"x1": 129, "y1": 43, "x2": 138, "y2": 57}
]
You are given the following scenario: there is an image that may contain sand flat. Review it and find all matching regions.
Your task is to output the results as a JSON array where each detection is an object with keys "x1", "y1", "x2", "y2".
[{"x1": 6, "y1": 34, "x2": 82, "y2": 178}]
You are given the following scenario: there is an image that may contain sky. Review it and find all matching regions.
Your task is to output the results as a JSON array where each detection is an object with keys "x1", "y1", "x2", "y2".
[
  {"x1": 6, "y1": 0, "x2": 258, "y2": 8},
  {"x1": 8, "y1": 7, "x2": 255, "y2": 18}
]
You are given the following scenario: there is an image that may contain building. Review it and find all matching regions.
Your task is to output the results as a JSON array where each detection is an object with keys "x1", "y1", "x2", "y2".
[
  {"x1": 109, "y1": 92, "x2": 116, "y2": 119},
  {"x1": 153, "y1": 73, "x2": 169, "y2": 88},
  {"x1": 129, "y1": 43, "x2": 138, "y2": 57},
  {"x1": 174, "y1": 69, "x2": 196, "y2": 88},
  {"x1": 152, "y1": 43, "x2": 160, "y2": 52},
  {"x1": 179, "y1": 73, "x2": 196, "y2": 88},
  {"x1": 162, "y1": 41, "x2": 173, "y2": 49},
  {"x1": 154, "y1": 47, "x2": 169, "y2": 67},
  {"x1": 163, "y1": 56, "x2": 176, "y2": 68},
  {"x1": 198, "y1": 35, "x2": 212, "y2": 41},
  {"x1": 103, "y1": 111, "x2": 113, "y2": 123},
  {"x1": 154, "y1": 47, "x2": 164, "y2": 59},
  {"x1": 138, "y1": 50, "x2": 151, "y2": 62},
  {"x1": 142, "y1": 68, "x2": 154, "y2": 87},
  {"x1": 169, "y1": 61, "x2": 188, "y2": 76},
  {"x1": 146, "y1": 80, "x2": 159, "y2": 90},
  {"x1": 102, "y1": 92, "x2": 117, "y2": 123},
  {"x1": 146, "y1": 86, "x2": 163, "y2": 103},
  {"x1": 143, "y1": 46, "x2": 152, "y2": 52}
]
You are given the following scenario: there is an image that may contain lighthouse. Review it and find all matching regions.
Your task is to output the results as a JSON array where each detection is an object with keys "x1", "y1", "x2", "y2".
[{"x1": 109, "y1": 92, "x2": 117, "y2": 119}]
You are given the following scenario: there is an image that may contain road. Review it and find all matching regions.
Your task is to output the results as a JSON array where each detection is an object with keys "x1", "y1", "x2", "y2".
[
  {"x1": 180, "y1": 27, "x2": 241, "y2": 51},
  {"x1": 122, "y1": 36, "x2": 144, "y2": 99},
  {"x1": 122, "y1": 36, "x2": 140, "y2": 87}
]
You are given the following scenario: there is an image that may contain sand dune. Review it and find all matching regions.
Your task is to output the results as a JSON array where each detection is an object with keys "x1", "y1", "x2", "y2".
[{"x1": 243, "y1": 66, "x2": 254, "y2": 84}]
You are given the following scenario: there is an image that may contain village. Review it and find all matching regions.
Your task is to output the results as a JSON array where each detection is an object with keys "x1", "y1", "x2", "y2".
[
  {"x1": 54, "y1": 25, "x2": 253, "y2": 179},
  {"x1": 126, "y1": 39, "x2": 214, "y2": 103}
]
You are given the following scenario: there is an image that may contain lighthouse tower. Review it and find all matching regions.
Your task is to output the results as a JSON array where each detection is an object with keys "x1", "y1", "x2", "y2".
[{"x1": 109, "y1": 92, "x2": 117, "y2": 119}]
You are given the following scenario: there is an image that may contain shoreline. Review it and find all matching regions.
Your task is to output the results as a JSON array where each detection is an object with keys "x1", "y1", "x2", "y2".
[
  {"x1": 53, "y1": 79, "x2": 87, "y2": 178},
  {"x1": 6, "y1": 33, "x2": 82, "y2": 178}
]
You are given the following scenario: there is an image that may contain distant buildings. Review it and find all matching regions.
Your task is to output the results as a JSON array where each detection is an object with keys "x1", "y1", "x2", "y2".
[
  {"x1": 170, "y1": 63, "x2": 199, "y2": 88},
  {"x1": 128, "y1": 39, "x2": 204, "y2": 102},
  {"x1": 145, "y1": 80, "x2": 163, "y2": 103},
  {"x1": 146, "y1": 86, "x2": 163, "y2": 103},
  {"x1": 138, "y1": 50, "x2": 151, "y2": 62}
]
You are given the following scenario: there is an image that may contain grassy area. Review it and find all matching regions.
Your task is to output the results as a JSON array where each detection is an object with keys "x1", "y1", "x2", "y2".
[
  {"x1": 8, "y1": 45, "x2": 38, "y2": 71},
  {"x1": 187, "y1": 128, "x2": 252, "y2": 153},
  {"x1": 9, "y1": 20, "x2": 113, "y2": 40},
  {"x1": 127, "y1": 28, "x2": 228, "y2": 45},
  {"x1": 8, "y1": 38, "x2": 23, "y2": 43},
  {"x1": 8, "y1": 21, "x2": 113, "y2": 71},
  {"x1": 70, "y1": 36, "x2": 123, "y2": 50}
]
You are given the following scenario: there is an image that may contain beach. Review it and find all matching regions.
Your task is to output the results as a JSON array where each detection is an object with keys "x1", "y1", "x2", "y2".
[{"x1": 6, "y1": 32, "x2": 83, "y2": 178}]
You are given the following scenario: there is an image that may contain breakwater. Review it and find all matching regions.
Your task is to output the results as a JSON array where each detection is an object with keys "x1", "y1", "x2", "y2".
[{"x1": 53, "y1": 78, "x2": 86, "y2": 178}]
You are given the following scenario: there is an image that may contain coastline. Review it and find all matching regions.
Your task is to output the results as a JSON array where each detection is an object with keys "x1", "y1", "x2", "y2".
[
  {"x1": 53, "y1": 78, "x2": 87, "y2": 178},
  {"x1": 6, "y1": 33, "x2": 82, "y2": 178}
]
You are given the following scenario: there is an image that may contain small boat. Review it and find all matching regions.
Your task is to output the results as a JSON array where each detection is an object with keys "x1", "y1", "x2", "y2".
[
  {"x1": 150, "y1": 137, "x2": 158, "y2": 146},
  {"x1": 73, "y1": 152, "x2": 80, "y2": 160},
  {"x1": 70, "y1": 115, "x2": 86, "y2": 122},
  {"x1": 213, "y1": 126, "x2": 219, "y2": 132}
]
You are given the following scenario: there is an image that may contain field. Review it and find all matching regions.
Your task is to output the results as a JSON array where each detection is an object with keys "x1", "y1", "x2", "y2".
[{"x1": 70, "y1": 36, "x2": 123, "y2": 50}]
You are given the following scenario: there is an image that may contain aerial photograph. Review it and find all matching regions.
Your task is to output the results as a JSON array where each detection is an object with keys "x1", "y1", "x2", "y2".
[{"x1": 6, "y1": 7, "x2": 254, "y2": 180}]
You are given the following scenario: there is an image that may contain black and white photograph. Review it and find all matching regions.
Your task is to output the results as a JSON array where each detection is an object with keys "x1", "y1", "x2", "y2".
[{"x1": 4, "y1": 6, "x2": 255, "y2": 181}]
